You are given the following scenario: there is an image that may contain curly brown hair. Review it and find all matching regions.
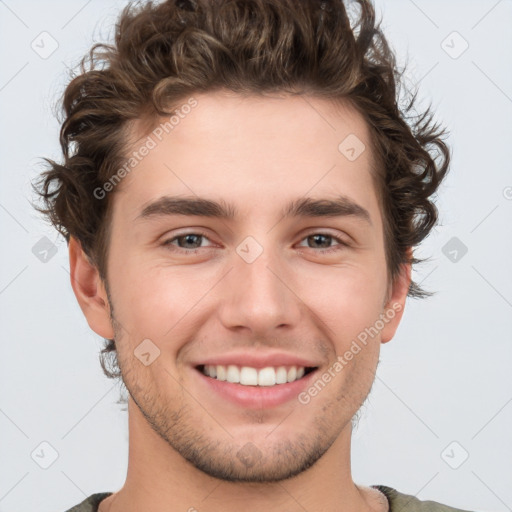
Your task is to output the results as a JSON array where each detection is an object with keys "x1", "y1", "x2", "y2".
[{"x1": 34, "y1": 0, "x2": 450, "y2": 380}]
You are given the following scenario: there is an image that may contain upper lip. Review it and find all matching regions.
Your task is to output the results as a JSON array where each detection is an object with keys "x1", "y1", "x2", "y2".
[{"x1": 193, "y1": 351, "x2": 320, "y2": 369}]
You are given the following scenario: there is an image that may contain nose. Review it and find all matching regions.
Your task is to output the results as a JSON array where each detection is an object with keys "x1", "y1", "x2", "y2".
[{"x1": 216, "y1": 243, "x2": 301, "y2": 336}]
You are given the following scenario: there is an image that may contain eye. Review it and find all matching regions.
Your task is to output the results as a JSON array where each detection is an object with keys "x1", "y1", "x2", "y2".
[
  {"x1": 296, "y1": 233, "x2": 349, "y2": 253},
  {"x1": 162, "y1": 231, "x2": 215, "y2": 253},
  {"x1": 161, "y1": 231, "x2": 349, "y2": 256}
]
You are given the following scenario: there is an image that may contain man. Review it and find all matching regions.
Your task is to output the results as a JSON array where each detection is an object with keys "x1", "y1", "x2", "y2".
[{"x1": 35, "y1": 0, "x2": 472, "y2": 510}]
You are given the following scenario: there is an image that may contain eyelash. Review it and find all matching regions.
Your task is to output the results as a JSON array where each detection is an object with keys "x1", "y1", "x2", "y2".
[{"x1": 161, "y1": 231, "x2": 349, "y2": 255}]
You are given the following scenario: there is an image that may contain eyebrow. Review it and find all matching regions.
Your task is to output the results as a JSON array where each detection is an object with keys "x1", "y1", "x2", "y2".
[{"x1": 136, "y1": 195, "x2": 372, "y2": 225}]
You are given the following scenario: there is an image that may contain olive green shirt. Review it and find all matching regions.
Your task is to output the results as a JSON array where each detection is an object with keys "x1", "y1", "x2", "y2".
[{"x1": 63, "y1": 485, "x2": 474, "y2": 511}]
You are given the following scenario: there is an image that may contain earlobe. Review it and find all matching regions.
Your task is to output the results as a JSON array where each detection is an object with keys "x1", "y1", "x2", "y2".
[
  {"x1": 69, "y1": 236, "x2": 114, "y2": 339},
  {"x1": 380, "y1": 254, "x2": 412, "y2": 344}
]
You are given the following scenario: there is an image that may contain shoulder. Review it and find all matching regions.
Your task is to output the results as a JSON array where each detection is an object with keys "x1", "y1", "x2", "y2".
[
  {"x1": 373, "y1": 485, "x2": 475, "y2": 512},
  {"x1": 62, "y1": 492, "x2": 113, "y2": 512}
]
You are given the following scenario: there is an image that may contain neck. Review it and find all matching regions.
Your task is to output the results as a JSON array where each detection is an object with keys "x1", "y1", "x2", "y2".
[{"x1": 102, "y1": 398, "x2": 382, "y2": 512}]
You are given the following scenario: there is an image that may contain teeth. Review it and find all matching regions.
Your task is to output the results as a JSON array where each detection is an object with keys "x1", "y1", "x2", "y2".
[
  {"x1": 216, "y1": 365, "x2": 226, "y2": 381},
  {"x1": 258, "y1": 367, "x2": 276, "y2": 386},
  {"x1": 226, "y1": 365, "x2": 239, "y2": 383},
  {"x1": 240, "y1": 366, "x2": 258, "y2": 385},
  {"x1": 202, "y1": 365, "x2": 309, "y2": 386},
  {"x1": 276, "y1": 366, "x2": 287, "y2": 384}
]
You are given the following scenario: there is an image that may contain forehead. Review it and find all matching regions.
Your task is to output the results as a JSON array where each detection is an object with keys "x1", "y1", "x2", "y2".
[{"x1": 114, "y1": 91, "x2": 379, "y2": 222}]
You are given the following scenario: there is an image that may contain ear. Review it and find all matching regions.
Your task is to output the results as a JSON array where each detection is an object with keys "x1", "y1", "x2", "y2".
[
  {"x1": 380, "y1": 249, "x2": 412, "y2": 344},
  {"x1": 69, "y1": 236, "x2": 114, "y2": 339}
]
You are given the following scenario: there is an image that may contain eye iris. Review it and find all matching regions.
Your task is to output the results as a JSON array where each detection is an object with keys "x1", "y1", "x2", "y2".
[
  {"x1": 178, "y1": 234, "x2": 202, "y2": 249},
  {"x1": 309, "y1": 234, "x2": 331, "y2": 249}
]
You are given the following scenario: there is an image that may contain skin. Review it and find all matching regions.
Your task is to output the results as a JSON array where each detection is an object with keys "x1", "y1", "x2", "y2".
[{"x1": 70, "y1": 90, "x2": 411, "y2": 512}]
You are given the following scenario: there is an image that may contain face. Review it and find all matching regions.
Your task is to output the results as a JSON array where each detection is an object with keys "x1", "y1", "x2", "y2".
[{"x1": 81, "y1": 91, "x2": 409, "y2": 482}]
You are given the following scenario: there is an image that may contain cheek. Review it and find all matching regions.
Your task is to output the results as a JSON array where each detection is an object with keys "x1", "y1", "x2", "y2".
[
  {"x1": 108, "y1": 252, "x2": 216, "y2": 341},
  {"x1": 293, "y1": 262, "x2": 388, "y2": 339}
]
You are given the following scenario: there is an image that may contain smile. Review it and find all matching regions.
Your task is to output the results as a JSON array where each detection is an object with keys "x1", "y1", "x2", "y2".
[{"x1": 198, "y1": 364, "x2": 317, "y2": 387}]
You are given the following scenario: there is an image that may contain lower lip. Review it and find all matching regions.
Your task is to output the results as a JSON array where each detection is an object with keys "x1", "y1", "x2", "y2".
[{"x1": 194, "y1": 367, "x2": 318, "y2": 409}]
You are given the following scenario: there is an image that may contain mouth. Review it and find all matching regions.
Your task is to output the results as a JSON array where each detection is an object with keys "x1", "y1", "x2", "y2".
[{"x1": 192, "y1": 353, "x2": 322, "y2": 409}]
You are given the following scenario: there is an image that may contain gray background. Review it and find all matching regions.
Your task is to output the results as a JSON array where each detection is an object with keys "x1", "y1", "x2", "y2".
[{"x1": 0, "y1": 1, "x2": 511, "y2": 510}]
